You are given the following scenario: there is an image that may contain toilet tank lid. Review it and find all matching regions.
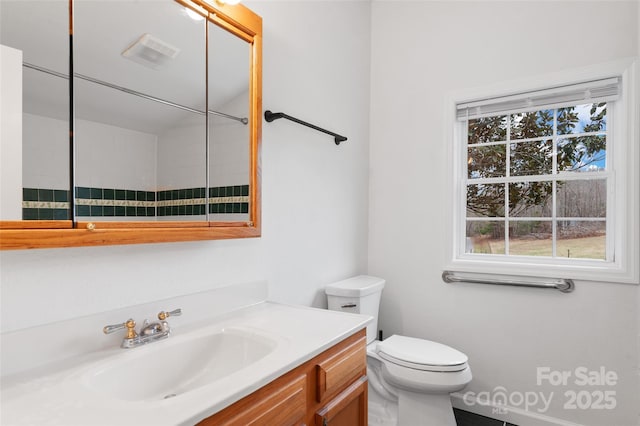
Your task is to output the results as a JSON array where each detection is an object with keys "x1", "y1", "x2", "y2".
[{"x1": 325, "y1": 275, "x2": 385, "y2": 297}]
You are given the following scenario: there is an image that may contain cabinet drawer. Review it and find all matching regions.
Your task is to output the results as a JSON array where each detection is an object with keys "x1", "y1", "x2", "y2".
[
  {"x1": 199, "y1": 374, "x2": 306, "y2": 426},
  {"x1": 316, "y1": 335, "x2": 367, "y2": 402},
  {"x1": 315, "y1": 375, "x2": 368, "y2": 426}
]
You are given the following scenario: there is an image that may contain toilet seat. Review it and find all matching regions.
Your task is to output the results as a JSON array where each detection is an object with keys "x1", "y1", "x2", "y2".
[{"x1": 376, "y1": 335, "x2": 468, "y2": 372}]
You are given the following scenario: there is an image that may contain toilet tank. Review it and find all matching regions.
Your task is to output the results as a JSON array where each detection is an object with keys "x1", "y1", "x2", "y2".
[{"x1": 325, "y1": 275, "x2": 385, "y2": 344}]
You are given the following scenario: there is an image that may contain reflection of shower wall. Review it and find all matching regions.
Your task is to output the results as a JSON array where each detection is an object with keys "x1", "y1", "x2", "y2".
[
  {"x1": 156, "y1": 122, "x2": 207, "y2": 220},
  {"x1": 22, "y1": 114, "x2": 68, "y2": 190},
  {"x1": 208, "y1": 91, "x2": 250, "y2": 221},
  {"x1": 21, "y1": 115, "x2": 157, "y2": 221},
  {"x1": 209, "y1": 90, "x2": 249, "y2": 188},
  {"x1": 24, "y1": 114, "x2": 157, "y2": 191},
  {"x1": 74, "y1": 119, "x2": 157, "y2": 222},
  {"x1": 156, "y1": 123, "x2": 206, "y2": 190},
  {"x1": 75, "y1": 120, "x2": 157, "y2": 190},
  {"x1": 21, "y1": 114, "x2": 71, "y2": 220},
  {"x1": 19, "y1": 97, "x2": 248, "y2": 221}
]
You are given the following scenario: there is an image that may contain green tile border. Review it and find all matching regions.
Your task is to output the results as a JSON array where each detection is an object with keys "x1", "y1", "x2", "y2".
[
  {"x1": 23, "y1": 185, "x2": 249, "y2": 220},
  {"x1": 22, "y1": 188, "x2": 71, "y2": 220}
]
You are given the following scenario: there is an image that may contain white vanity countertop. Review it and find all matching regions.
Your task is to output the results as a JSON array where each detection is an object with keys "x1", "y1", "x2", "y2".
[{"x1": 1, "y1": 302, "x2": 371, "y2": 426}]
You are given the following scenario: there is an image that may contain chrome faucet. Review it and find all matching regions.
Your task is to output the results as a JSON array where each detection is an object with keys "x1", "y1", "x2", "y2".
[{"x1": 103, "y1": 308, "x2": 182, "y2": 349}]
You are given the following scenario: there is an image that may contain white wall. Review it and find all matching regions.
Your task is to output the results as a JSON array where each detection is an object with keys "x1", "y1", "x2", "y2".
[
  {"x1": 368, "y1": 2, "x2": 639, "y2": 426},
  {"x1": 0, "y1": 45, "x2": 22, "y2": 220},
  {"x1": 250, "y1": 1, "x2": 371, "y2": 307},
  {"x1": 636, "y1": 5, "x2": 640, "y2": 426},
  {"x1": 0, "y1": 1, "x2": 371, "y2": 332}
]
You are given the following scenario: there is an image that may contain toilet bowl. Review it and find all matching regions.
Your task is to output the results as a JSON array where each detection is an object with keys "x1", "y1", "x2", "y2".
[{"x1": 325, "y1": 276, "x2": 472, "y2": 426}]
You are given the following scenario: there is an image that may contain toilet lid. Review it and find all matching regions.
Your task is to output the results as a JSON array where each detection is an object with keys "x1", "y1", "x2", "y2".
[{"x1": 376, "y1": 335, "x2": 468, "y2": 372}]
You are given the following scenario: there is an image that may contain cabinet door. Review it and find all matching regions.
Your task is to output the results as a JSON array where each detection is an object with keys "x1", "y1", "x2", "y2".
[{"x1": 314, "y1": 376, "x2": 367, "y2": 426}]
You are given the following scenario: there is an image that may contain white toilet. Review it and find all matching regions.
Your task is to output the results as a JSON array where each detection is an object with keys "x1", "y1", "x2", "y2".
[{"x1": 325, "y1": 275, "x2": 472, "y2": 426}]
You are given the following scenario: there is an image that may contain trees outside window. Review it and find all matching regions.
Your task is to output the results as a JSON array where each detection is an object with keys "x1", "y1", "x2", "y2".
[{"x1": 464, "y1": 103, "x2": 608, "y2": 260}]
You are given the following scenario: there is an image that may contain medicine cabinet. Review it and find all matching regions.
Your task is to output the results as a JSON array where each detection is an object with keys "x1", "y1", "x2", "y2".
[{"x1": 0, "y1": 0, "x2": 262, "y2": 249}]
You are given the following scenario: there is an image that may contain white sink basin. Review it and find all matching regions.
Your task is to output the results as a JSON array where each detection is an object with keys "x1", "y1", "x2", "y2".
[{"x1": 84, "y1": 328, "x2": 276, "y2": 401}]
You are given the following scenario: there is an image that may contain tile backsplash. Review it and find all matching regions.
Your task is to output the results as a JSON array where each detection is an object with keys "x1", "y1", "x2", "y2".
[
  {"x1": 75, "y1": 186, "x2": 156, "y2": 218},
  {"x1": 22, "y1": 188, "x2": 71, "y2": 220},
  {"x1": 22, "y1": 185, "x2": 249, "y2": 219}
]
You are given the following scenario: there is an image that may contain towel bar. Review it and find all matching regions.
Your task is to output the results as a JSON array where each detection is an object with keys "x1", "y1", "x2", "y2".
[{"x1": 442, "y1": 271, "x2": 574, "y2": 293}]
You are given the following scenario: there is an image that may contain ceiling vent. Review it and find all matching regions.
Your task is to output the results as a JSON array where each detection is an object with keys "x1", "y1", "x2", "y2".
[{"x1": 122, "y1": 33, "x2": 180, "y2": 70}]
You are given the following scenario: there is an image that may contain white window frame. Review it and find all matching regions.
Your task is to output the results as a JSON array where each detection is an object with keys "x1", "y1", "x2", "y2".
[{"x1": 444, "y1": 59, "x2": 639, "y2": 284}]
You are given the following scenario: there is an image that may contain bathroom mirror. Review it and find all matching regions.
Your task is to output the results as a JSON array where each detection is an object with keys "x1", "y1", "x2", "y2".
[
  {"x1": 208, "y1": 19, "x2": 252, "y2": 222},
  {"x1": 73, "y1": 0, "x2": 208, "y2": 223},
  {"x1": 0, "y1": 0, "x2": 262, "y2": 249},
  {"x1": 0, "y1": 0, "x2": 71, "y2": 225}
]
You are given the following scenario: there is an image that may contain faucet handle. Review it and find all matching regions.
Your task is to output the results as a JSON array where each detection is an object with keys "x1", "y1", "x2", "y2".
[
  {"x1": 158, "y1": 308, "x2": 182, "y2": 321},
  {"x1": 103, "y1": 318, "x2": 137, "y2": 339}
]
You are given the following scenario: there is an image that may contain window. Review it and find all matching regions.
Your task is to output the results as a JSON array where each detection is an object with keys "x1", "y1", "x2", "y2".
[
  {"x1": 464, "y1": 101, "x2": 610, "y2": 260},
  {"x1": 448, "y1": 61, "x2": 638, "y2": 284}
]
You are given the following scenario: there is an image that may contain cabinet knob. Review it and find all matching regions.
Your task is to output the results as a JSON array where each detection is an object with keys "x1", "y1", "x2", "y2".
[{"x1": 86, "y1": 222, "x2": 96, "y2": 231}]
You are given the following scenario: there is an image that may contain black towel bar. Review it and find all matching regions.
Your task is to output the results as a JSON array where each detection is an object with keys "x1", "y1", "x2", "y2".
[{"x1": 264, "y1": 110, "x2": 347, "y2": 145}]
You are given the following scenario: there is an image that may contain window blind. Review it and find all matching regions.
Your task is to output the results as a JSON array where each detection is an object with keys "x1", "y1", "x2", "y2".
[{"x1": 456, "y1": 77, "x2": 620, "y2": 121}]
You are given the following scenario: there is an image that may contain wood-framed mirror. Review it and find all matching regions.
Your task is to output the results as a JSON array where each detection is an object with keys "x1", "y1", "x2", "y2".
[{"x1": 0, "y1": 0, "x2": 261, "y2": 249}]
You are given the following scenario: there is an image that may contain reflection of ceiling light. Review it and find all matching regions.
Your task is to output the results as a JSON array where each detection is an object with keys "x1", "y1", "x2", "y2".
[
  {"x1": 185, "y1": 7, "x2": 205, "y2": 21},
  {"x1": 122, "y1": 34, "x2": 180, "y2": 70},
  {"x1": 216, "y1": 0, "x2": 241, "y2": 5}
]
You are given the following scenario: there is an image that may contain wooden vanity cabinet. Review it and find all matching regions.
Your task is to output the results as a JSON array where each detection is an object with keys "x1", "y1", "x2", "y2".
[{"x1": 198, "y1": 329, "x2": 367, "y2": 426}]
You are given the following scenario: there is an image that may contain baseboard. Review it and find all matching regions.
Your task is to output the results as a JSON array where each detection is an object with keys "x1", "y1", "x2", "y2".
[{"x1": 451, "y1": 392, "x2": 584, "y2": 426}]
